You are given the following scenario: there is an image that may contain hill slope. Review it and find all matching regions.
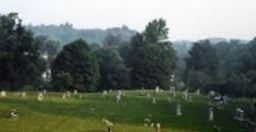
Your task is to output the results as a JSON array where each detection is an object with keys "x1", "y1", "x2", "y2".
[{"x1": 0, "y1": 90, "x2": 254, "y2": 132}]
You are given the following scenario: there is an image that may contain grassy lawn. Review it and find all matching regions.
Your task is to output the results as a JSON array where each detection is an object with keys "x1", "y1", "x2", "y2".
[{"x1": 0, "y1": 90, "x2": 254, "y2": 132}]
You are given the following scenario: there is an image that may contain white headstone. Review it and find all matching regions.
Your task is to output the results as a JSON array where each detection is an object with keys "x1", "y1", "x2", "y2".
[
  {"x1": 89, "y1": 107, "x2": 95, "y2": 111},
  {"x1": 147, "y1": 93, "x2": 151, "y2": 98},
  {"x1": 74, "y1": 90, "x2": 78, "y2": 95},
  {"x1": 79, "y1": 94, "x2": 83, "y2": 99},
  {"x1": 209, "y1": 107, "x2": 214, "y2": 121},
  {"x1": 102, "y1": 118, "x2": 114, "y2": 132},
  {"x1": 176, "y1": 104, "x2": 182, "y2": 116},
  {"x1": 196, "y1": 89, "x2": 200, "y2": 95},
  {"x1": 21, "y1": 92, "x2": 26, "y2": 98},
  {"x1": 183, "y1": 89, "x2": 188, "y2": 100},
  {"x1": 13, "y1": 93, "x2": 20, "y2": 97},
  {"x1": 188, "y1": 94, "x2": 192, "y2": 101},
  {"x1": 171, "y1": 74, "x2": 175, "y2": 78},
  {"x1": 209, "y1": 91, "x2": 215, "y2": 96},
  {"x1": 171, "y1": 74, "x2": 175, "y2": 82},
  {"x1": 155, "y1": 86, "x2": 160, "y2": 93},
  {"x1": 62, "y1": 93, "x2": 66, "y2": 99},
  {"x1": 43, "y1": 89, "x2": 47, "y2": 94},
  {"x1": 234, "y1": 108, "x2": 244, "y2": 121},
  {"x1": 103, "y1": 90, "x2": 108, "y2": 95},
  {"x1": 109, "y1": 89, "x2": 113, "y2": 93},
  {"x1": 1, "y1": 90, "x2": 6, "y2": 97},
  {"x1": 10, "y1": 109, "x2": 18, "y2": 118},
  {"x1": 144, "y1": 118, "x2": 151, "y2": 127},
  {"x1": 116, "y1": 95, "x2": 121, "y2": 103},
  {"x1": 150, "y1": 123, "x2": 154, "y2": 128},
  {"x1": 118, "y1": 90, "x2": 122, "y2": 96},
  {"x1": 140, "y1": 90, "x2": 145, "y2": 95},
  {"x1": 38, "y1": 93, "x2": 44, "y2": 101},
  {"x1": 66, "y1": 91, "x2": 71, "y2": 97},
  {"x1": 152, "y1": 97, "x2": 156, "y2": 104},
  {"x1": 156, "y1": 123, "x2": 161, "y2": 132}
]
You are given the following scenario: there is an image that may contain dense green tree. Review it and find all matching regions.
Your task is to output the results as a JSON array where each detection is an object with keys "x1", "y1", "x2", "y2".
[
  {"x1": 95, "y1": 48, "x2": 129, "y2": 90},
  {"x1": 184, "y1": 39, "x2": 256, "y2": 97},
  {"x1": 51, "y1": 72, "x2": 73, "y2": 91},
  {"x1": 240, "y1": 38, "x2": 256, "y2": 97},
  {"x1": 143, "y1": 18, "x2": 169, "y2": 43},
  {"x1": 241, "y1": 38, "x2": 256, "y2": 73},
  {"x1": 220, "y1": 73, "x2": 250, "y2": 96},
  {"x1": 129, "y1": 19, "x2": 176, "y2": 89},
  {"x1": 185, "y1": 40, "x2": 219, "y2": 91},
  {"x1": 117, "y1": 42, "x2": 132, "y2": 66},
  {"x1": 0, "y1": 13, "x2": 45, "y2": 89},
  {"x1": 103, "y1": 32, "x2": 132, "y2": 64},
  {"x1": 186, "y1": 70, "x2": 212, "y2": 92},
  {"x1": 130, "y1": 43, "x2": 175, "y2": 89},
  {"x1": 51, "y1": 39, "x2": 99, "y2": 92},
  {"x1": 215, "y1": 40, "x2": 247, "y2": 75},
  {"x1": 186, "y1": 40, "x2": 219, "y2": 75}
]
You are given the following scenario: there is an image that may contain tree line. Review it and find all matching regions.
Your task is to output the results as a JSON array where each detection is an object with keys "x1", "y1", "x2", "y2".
[
  {"x1": 0, "y1": 12, "x2": 256, "y2": 97},
  {"x1": 185, "y1": 39, "x2": 256, "y2": 97},
  {"x1": 0, "y1": 13, "x2": 175, "y2": 93}
]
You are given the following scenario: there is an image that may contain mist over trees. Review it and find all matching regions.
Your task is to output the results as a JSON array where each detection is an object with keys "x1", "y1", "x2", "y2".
[
  {"x1": 0, "y1": 12, "x2": 256, "y2": 97},
  {"x1": 26, "y1": 23, "x2": 136, "y2": 46}
]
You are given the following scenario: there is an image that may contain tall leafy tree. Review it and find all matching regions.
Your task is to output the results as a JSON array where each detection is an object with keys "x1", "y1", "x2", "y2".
[
  {"x1": 215, "y1": 40, "x2": 247, "y2": 75},
  {"x1": 130, "y1": 43, "x2": 175, "y2": 89},
  {"x1": 241, "y1": 38, "x2": 256, "y2": 73},
  {"x1": 185, "y1": 40, "x2": 219, "y2": 91},
  {"x1": 143, "y1": 18, "x2": 169, "y2": 43},
  {"x1": 95, "y1": 48, "x2": 129, "y2": 90},
  {"x1": 51, "y1": 39, "x2": 99, "y2": 92},
  {"x1": 240, "y1": 38, "x2": 256, "y2": 97},
  {"x1": 0, "y1": 13, "x2": 45, "y2": 89},
  {"x1": 129, "y1": 19, "x2": 176, "y2": 89}
]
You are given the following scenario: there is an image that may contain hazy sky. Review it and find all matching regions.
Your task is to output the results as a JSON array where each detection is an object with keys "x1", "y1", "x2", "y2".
[{"x1": 1, "y1": 0, "x2": 256, "y2": 41}]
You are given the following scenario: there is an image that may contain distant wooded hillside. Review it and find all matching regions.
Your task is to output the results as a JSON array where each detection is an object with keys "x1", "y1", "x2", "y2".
[{"x1": 26, "y1": 23, "x2": 137, "y2": 45}]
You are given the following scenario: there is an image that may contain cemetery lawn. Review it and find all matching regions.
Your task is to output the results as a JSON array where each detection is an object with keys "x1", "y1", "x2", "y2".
[{"x1": 0, "y1": 90, "x2": 255, "y2": 132}]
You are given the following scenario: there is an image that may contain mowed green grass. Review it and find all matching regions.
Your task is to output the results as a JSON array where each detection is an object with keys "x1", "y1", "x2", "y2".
[{"x1": 0, "y1": 90, "x2": 255, "y2": 132}]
